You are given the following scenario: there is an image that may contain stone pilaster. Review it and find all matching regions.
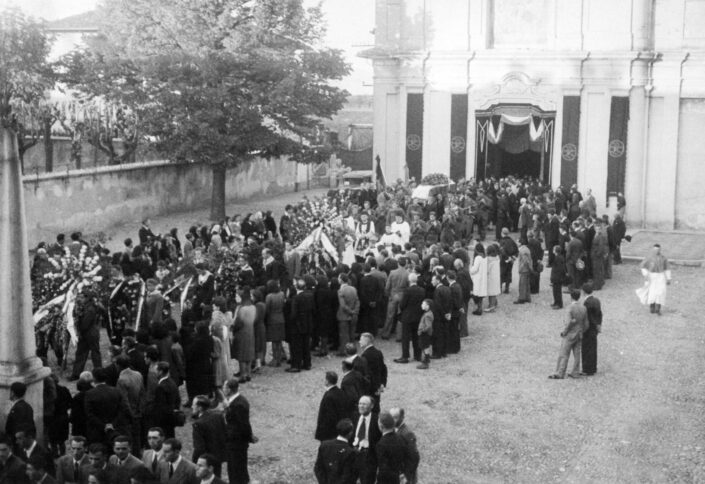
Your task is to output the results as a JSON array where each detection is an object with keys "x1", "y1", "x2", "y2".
[{"x1": 0, "y1": 127, "x2": 50, "y2": 438}]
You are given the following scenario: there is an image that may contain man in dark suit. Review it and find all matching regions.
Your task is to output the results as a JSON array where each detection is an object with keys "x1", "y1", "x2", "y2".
[
  {"x1": 546, "y1": 209, "x2": 561, "y2": 267},
  {"x1": 315, "y1": 372, "x2": 349, "y2": 442},
  {"x1": 195, "y1": 454, "x2": 226, "y2": 484},
  {"x1": 138, "y1": 219, "x2": 156, "y2": 246},
  {"x1": 581, "y1": 283, "x2": 603, "y2": 376},
  {"x1": 69, "y1": 292, "x2": 102, "y2": 380},
  {"x1": 395, "y1": 273, "x2": 425, "y2": 363},
  {"x1": 4, "y1": 382, "x2": 35, "y2": 451},
  {"x1": 359, "y1": 333, "x2": 388, "y2": 414},
  {"x1": 314, "y1": 419, "x2": 356, "y2": 484},
  {"x1": 157, "y1": 438, "x2": 196, "y2": 484},
  {"x1": 14, "y1": 428, "x2": 55, "y2": 478},
  {"x1": 351, "y1": 396, "x2": 381, "y2": 484},
  {"x1": 550, "y1": 246, "x2": 567, "y2": 309},
  {"x1": 141, "y1": 428, "x2": 165, "y2": 477},
  {"x1": 115, "y1": 355, "x2": 144, "y2": 454},
  {"x1": 122, "y1": 336, "x2": 148, "y2": 384},
  {"x1": 108, "y1": 435, "x2": 146, "y2": 484},
  {"x1": 80, "y1": 443, "x2": 118, "y2": 484},
  {"x1": 390, "y1": 408, "x2": 419, "y2": 484},
  {"x1": 565, "y1": 231, "x2": 584, "y2": 291},
  {"x1": 223, "y1": 379, "x2": 257, "y2": 484},
  {"x1": 375, "y1": 412, "x2": 409, "y2": 484},
  {"x1": 431, "y1": 275, "x2": 451, "y2": 359},
  {"x1": 192, "y1": 263, "x2": 215, "y2": 320},
  {"x1": 446, "y1": 271, "x2": 464, "y2": 354},
  {"x1": 26, "y1": 455, "x2": 57, "y2": 484},
  {"x1": 191, "y1": 396, "x2": 227, "y2": 478},
  {"x1": 84, "y1": 368, "x2": 132, "y2": 447},
  {"x1": 590, "y1": 221, "x2": 609, "y2": 290},
  {"x1": 340, "y1": 360, "x2": 369, "y2": 420},
  {"x1": 612, "y1": 213, "x2": 627, "y2": 264},
  {"x1": 56, "y1": 436, "x2": 89, "y2": 484},
  {"x1": 0, "y1": 432, "x2": 29, "y2": 484},
  {"x1": 358, "y1": 265, "x2": 385, "y2": 336},
  {"x1": 287, "y1": 278, "x2": 315, "y2": 372},
  {"x1": 154, "y1": 362, "x2": 181, "y2": 439}
]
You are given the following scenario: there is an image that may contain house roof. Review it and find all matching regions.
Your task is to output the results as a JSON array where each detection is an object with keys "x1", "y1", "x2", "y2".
[{"x1": 46, "y1": 10, "x2": 99, "y2": 32}]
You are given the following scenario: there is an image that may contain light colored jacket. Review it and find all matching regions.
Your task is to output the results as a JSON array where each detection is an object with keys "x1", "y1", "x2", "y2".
[
  {"x1": 486, "y1": 255, "x2": 501, "y2": 297},
  {"x1": 337, "y1": 284, "x2": 360, "y2": 321},
  {"x1": 470, "y1": 255, "x2": 488, "y2": 297}
]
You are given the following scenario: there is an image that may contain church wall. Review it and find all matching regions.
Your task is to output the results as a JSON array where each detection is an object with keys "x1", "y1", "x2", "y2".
[
  {"x1": 675, "y1": 99, "x2": 705, "y2": 230},
  {"x1": 369, "y1": 0, "x2": 705, "y2": 229},
  {"x1": 424, "y1": 0, "x2": 469, "y2": 51},
  {"x1": 644, "y1": 97, "x2": 672, "y2": 229}
]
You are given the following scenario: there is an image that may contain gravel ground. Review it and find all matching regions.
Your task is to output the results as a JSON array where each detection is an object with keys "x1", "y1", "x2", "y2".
[
  {"x1": 54, "y1": 261, "x2": 705, "y2": 483},
  {"x1": 52, "y1": 191, "x2": 705, "y2": 483}
]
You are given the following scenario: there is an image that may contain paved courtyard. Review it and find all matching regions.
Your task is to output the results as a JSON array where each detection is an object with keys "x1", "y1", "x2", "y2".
[{"x1": 621, "y1": 230, "x2": 705, "y2": 265}]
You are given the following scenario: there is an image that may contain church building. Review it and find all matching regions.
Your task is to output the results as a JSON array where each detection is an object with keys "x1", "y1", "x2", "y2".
[{"x1": 363, "y1": 0, "x2": 705, "y2": 229}]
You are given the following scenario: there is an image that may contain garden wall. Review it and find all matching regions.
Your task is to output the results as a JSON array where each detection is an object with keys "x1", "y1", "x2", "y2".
[{"x1": 23, "y1": 157, "x2": 305, "y2": 245}]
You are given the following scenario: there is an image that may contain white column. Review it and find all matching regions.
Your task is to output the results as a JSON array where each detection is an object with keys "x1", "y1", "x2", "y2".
[
  {"x1": 0, "y1": 128, "x2": 50, "y2": 438},
  {"x1": 422, "y1": 90, "x2": 452, "y2": 176},
  {"x1": 632, "y1": 0, "x2": 653, "y2": 50},
  {"x1": 395, "y1": 84, "x2": 408, "y2": 182},
  {"x1": 577, "y1": 89, "x2": 611, "y2": 209},
  {"x1": 625, "y1": 86, "x2": 647, "y2": 226},
  {"x1": 551, "y1": 93, "x2": 565, "y2": 188},
  {"x1": 466, "y1": 92, "x2": 477, "y2": 180}
]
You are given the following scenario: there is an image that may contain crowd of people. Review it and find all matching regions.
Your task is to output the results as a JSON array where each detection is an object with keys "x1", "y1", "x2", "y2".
[{"x1": 20, "y1": 173, "x2": 644, "y2": 483}]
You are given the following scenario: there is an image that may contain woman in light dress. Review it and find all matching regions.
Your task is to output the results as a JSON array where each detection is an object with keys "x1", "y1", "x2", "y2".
[
  {"x1": 232, "y1": 286, "x2": 256, "y2": 383},
  {"x1": 210, "y1": 296, "x2": 232, "y2": 400},
  {"x1": 515, "y1": 244, "x2": 533, "y2": 304},
  {"x1": 485, "y1": 244, "x2": 501, "y2": 312},
  {"x1": 264, "y1": 280, "x2": 287, "y2": 366},
  {"x1": 470, "y1": 243, "x2": 488, "y2": 315}
]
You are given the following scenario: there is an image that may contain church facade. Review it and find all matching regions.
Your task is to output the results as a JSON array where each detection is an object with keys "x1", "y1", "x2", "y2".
[{"x1": 364, "y1": 0, "x2": 705, "y2": 229}]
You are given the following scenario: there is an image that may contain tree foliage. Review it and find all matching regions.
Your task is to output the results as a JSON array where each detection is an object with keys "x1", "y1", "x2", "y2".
[
  {"x1": 61, "y1": 0, "x2": 351, "y2": 218},
  {"x1": 0, "y1": 8, "x2": 55, "y2": 122}
]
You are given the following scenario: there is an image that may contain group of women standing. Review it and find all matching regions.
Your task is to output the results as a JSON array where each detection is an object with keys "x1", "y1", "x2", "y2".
[
  {"x1": 467, "y1": 237, "x2": 543, "y2": 312},
  {"x1": 469, "y1": 242, "x2": 501, "y2": 314},
  {"x1": 182, "y1": 280, "x2": 289, "y2": 405}
]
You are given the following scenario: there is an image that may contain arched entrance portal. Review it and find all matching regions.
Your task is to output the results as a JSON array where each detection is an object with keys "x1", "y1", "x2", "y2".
[{"x1": 475, "y1": 104, "x2": 555, "y2": 184}]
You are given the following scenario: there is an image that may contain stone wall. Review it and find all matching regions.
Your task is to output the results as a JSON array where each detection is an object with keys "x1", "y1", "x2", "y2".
[{"x1": 23, "y1": 157, "x2": 304, "y2": 245}]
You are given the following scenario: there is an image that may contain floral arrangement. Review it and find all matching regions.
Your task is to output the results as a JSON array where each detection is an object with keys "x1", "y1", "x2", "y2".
[
  {"x1": 288, "y1": 196, "x2": 347, "y2": 246},
  {"x1": 32, "y1": 245, "x2": 104, "y2": 350},
  {"x1": 420, "y1": 173, "x2": 451, "y2": 186}
]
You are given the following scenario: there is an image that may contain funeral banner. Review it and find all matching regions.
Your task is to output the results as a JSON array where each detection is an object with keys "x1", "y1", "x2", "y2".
[
  {"x1": 560, "y1": 96, "x2": 580, "y2": 187},
  {"x1": 406, "y1": 93, "x2": 424, "y2": 182},
  {"x1": 449, "y1": 94, "x2": 468, "y2": 181},
  {"x1": 606, "y1": 96, "x2": 629, "y2": 197}
]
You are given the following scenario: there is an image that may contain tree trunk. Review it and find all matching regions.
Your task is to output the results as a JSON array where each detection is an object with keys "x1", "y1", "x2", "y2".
[
  {"x1": 210, "y1": 163, "x2": 227, "y2": 221},
  {"x1": 43, "y1": 118, "x2": 53, "y2": 172}
]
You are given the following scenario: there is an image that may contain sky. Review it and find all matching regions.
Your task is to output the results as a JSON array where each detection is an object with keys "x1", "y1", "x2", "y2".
[{"x1": 0, "y1": 0, "x2": 375, "y2": 95}]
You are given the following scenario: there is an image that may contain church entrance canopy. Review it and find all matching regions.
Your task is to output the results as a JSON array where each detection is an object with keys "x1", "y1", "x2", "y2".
[{"x1": 475, "y1": 104, "x2": 555, "y2": 184}]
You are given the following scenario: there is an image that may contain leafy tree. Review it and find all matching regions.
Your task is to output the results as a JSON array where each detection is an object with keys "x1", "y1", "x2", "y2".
[
  {"x1": 0, "y1": 8, "x2": 55, "y2": 171},
  {"x1": 61, "y1": 0, "x2": 350, "y2": 219}
]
